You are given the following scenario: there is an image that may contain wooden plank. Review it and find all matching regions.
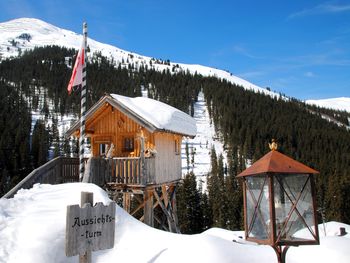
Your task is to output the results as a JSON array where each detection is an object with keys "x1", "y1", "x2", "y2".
[
  {"x1": 116, "y1": 159, "x2": 121, "y2": 183},
  {"x1": 123, "y1": 192, "x2": 131, "y2": 213}
]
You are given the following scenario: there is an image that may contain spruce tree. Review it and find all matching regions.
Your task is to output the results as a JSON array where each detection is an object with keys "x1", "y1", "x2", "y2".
[{"x1": 177, "y1": 172, "x2": 202, "y2": 233}]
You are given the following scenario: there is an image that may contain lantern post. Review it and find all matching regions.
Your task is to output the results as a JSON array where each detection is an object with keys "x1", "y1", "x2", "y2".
[{"x1": 237, "y1": 141, "x2": 320, "y2": 263}]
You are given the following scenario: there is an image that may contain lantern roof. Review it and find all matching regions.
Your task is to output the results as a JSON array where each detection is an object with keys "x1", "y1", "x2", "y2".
[{"x1": 237, "y1": 150, "x2": 319, "y2": 177}]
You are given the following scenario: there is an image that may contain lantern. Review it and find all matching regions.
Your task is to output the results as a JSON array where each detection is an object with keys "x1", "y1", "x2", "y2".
[{"x1": 237, "y1": 141, "x2": 320, "y2": 263}]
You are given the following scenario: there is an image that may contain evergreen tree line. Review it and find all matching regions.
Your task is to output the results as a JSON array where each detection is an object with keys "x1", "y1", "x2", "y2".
[
  {"x1": 0, "y1": 81, "x2": 51, "y2": 195},
  {"x1": 306, "y1": 103, "x2": 350, "y2": 126},
  {"x1": 176, "y1": 146, "x2": 244, "y2": 234},
  {"x1": 0, "y1": 46, "x2": 200, "y2": 116},
  {"x1": 201, "y1": 78, "x2": 350, "y2": 224}
]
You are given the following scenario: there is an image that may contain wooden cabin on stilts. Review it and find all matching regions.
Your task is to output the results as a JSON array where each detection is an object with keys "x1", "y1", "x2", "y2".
[{"x1": 65, "y1": 94, "x2": 197, "y2": 233}]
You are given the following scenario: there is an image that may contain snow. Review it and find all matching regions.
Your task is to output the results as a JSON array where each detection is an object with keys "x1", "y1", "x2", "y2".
[
  {"x1": 306, "y1": 97, "x2": 350, "y2": 113},
  {"x1": 110, "y1": 94, "x2": 197, "y2": 137},
  {"x1": 1, "y1": 183, "x2": 349, "y2": 263},
  {"x1": 181, "y1": 91, "x2": 226, "y2": 186}
]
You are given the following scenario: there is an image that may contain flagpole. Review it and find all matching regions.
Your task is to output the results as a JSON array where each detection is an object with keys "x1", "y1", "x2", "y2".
[{"x1": 79, "y1": 22, "x2": 87, "y2": 181}]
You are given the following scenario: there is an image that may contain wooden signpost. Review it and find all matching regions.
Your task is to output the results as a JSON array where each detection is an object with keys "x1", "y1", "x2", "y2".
[{"x1": 66, "y1": 192, "x2": 116, "y2": 263}]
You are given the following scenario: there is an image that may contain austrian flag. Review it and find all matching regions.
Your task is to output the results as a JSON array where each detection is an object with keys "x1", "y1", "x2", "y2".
[{"x1": 67, "y1": 44, "x2": 85, "y2": 94}]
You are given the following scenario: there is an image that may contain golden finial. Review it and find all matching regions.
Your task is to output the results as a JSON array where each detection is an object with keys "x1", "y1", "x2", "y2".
[{"x1": 269, "y1": 139, "x2": 278, "y2": 151}]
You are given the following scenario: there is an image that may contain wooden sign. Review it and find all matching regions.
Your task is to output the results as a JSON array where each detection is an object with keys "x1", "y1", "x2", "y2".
[{"x1": 66, "y1": 200, "x2": 116, "y2": 257}]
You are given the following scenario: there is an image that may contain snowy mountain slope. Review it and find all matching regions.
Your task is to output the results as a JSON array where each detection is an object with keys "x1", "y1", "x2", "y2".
[
  {"x1": 306, "y1": 97, "x2": 350, "y2": 113},
  {"x1": 0, "y1": 17, "x2": 238, "y2": 177},
  {"x1": 0, "y1": 183, "x2": 349, "y2": 263},
  {"x1": 181, "y1": 91, "x2": 225, "y2": 183},
  {"x1": 0, "y1": 18, "x2": 277, "y2": 97},
  {"x1": 1, "y1": 17, "x2": 347, "y2": 178}
]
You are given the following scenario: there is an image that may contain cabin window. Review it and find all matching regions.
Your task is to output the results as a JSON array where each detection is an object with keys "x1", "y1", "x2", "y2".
[
  {"x1": 99, "y1": 143, "x2": 108, "y2": 156},
  {"x1": 174, "y1": 138, "x2": 180, "y2": 155},
  {"x1": 123, "y1": 137, "x2": 134, "y2": 152}
]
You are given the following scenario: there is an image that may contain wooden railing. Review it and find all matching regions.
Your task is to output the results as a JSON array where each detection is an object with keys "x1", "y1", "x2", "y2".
[
  {"x1": 109, "y1": 157, "x2": 142, "y2": 185},
  {"x1": 3, "y1": 157, "x2": 79, "y2": 198},
  {"x1": 84, "y1": 156, "x2": 156, "y2": 186},
  {"x1": 3, "y1": 155, "x2": 157, "y2": 198}
]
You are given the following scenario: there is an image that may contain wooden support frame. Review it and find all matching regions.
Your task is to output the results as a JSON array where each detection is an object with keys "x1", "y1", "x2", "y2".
[{"x1": 106, "y1": 181, "x2": 180, "y2": 233}]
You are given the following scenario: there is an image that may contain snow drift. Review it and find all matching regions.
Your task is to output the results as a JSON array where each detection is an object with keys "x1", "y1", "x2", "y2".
[{"x1": 0, "y1": 183, "x2": 349, "y2": 263}]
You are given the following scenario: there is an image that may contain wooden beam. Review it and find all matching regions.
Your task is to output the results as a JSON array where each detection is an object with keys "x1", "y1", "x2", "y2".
[
  {"x1": 154, "y1": 215, "x2": 169, "y2": 232},
  {"x1": 130, "y1": 194, "x2": 145, "y2": 216},
  {"x1": 162, "y1": 185, "x2": 169, "y2": 208},
  {"x1": 153, "y1": 189, "x2": 178, "y2": 233},
  {"x1": 143, "y1": 187, "x2": 154, "y2": 227}
]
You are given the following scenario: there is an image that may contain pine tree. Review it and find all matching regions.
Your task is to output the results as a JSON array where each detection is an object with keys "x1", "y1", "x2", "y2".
[
  {"x1": 200, "y1": 191, "x2": 212, "y2": 230},
  {"x1": 207, "y1": 147, "x2": 223, "y2": 227},
  {"x1": 31, "y1": 120, "x2": 49, "y2": 167},
  {"x1": 177, "y1": 172, "x2": 203, "y2": 233}
]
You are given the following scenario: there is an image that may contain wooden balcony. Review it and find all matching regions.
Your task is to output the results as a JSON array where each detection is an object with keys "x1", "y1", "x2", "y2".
[
  {"x1": 85, "y1": 156, "x2": 155, "y2": 191},
  {"x1": 3, "y1": 156, "x2": 156, "y2": 198}
]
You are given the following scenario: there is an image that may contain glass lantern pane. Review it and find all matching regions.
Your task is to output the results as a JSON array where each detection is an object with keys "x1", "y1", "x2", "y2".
[
  {"x1": 246, "y1": 176, "x2": 271, "y2": 240},
  {"x1": 274, "y1": 174, "x2": 316, "y2": 242}
]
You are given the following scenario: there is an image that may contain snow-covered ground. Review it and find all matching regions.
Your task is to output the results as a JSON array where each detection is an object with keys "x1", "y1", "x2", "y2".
[
  {"x1": 306, "y1": 97, "x2": 350, "y2": 113},
  {"x1": 0, "y1": 183, "x2": 349, "y2": 263}
]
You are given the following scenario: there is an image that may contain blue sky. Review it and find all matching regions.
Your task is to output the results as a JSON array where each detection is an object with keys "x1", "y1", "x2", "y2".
[{"x1": 0, "y1": 0, "x2": 349, "y2": 100}]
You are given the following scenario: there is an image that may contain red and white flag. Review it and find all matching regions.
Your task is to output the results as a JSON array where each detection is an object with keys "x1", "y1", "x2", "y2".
[{"x1": 67, "y1": 43, "x2": 85, "y2": 94}]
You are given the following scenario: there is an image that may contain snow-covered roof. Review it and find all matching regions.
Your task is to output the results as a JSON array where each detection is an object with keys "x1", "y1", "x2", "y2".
[{"x1": 66, "y1": 94, "x2": 197, "y2": 138}]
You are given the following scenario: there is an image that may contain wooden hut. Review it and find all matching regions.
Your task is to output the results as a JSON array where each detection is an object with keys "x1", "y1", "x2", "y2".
[{"x1": 66, "y1": 94, "x2": 196, "y2": 232}]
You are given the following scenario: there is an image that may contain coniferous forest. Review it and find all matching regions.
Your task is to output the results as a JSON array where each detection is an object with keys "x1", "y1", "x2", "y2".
[{"x1": 0, "y1": 46, "x2": 349, "y2": 232}]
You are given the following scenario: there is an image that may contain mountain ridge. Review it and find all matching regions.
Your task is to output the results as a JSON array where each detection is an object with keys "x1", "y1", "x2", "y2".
[
  {"x1": 0, "y1": 18, "x2": 281, "y2": 98},
  {"x1": 1, "y1": 17, "x2": 349, "y2": 113},
  {"x1": 306, "y1": 97, "x2": 350, "y2": 113}
]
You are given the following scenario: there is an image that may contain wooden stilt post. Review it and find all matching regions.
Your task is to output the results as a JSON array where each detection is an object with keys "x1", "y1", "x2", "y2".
[
  {"x1": 143, "y1": 187, "x2": 154, "y2": 227},
  {"x1": 170, "y1": 184, "x2": 180, "y2": 233},
  {"x1": 153, "y1": 188, "x2": 177, "y2": 233},
  {"x1": 123, "y1": 192, "x2": 131, "y2": 213},
  {"x1": 79, "y1": 192, "x2": 93, "y2": 263}
]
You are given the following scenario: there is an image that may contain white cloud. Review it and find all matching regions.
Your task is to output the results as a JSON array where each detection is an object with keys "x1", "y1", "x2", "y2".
[
  {"x1": 305, "y1": 71, "x2": 315, "y2": 77},
  {"x1": 288, "y1": 3, "x2": 350, "y2": 19},
  {"x1": 232, "y1": 45, "x2": 264, "y2": 59}
]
